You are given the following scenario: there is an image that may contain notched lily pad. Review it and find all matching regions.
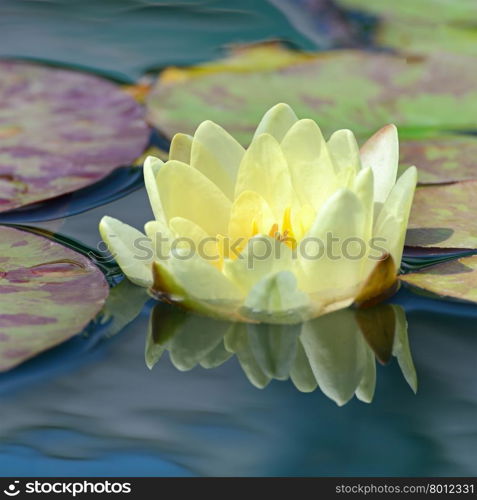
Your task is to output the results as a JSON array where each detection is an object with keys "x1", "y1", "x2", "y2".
[
  {"x1": 400, "y1": 135, "x2": 477, "y2": 184},
  {"x1": 147, "y1": 46, "x2": 477, "y2": 145},
  {"x1": 407, "y1": 181, "x2": 477, "y2": 249},
  {"x1": 401, "y1": 254, "x2": 477, "y2": 305},
  {"x1": 0, "y1": 226, "x2": 109, "y2": 371},
  {"x1": 0, "y1": 60, "x2": 149, "y2": 213}
]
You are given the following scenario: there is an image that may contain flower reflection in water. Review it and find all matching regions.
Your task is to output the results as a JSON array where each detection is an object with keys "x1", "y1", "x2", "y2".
[{"x1": 146, "y1": 302, "x2": 417, "y2": 406}]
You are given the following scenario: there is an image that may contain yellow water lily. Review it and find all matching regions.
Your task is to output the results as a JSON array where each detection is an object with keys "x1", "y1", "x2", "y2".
[{"x1": 100, "y1": 103, "x2": 417, "y2": 323}]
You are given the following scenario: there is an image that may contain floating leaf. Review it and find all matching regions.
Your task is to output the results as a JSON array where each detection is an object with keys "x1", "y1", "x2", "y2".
[
  {"x1": 0, "y1": 60, "x2": 149, "y2": 213},
  {"x1": 147, "y1": 47, "x2": 477, "y2": 145},
  {"x1": 401, "y1": 254, "x2": 477, "y2": 306},
  {"x1": 400, "y1": 135, "x2": 477, "y2": 185},
  {"x1": 338, "y1": 0, "x2": 477, "y2": 58},
  {"x1": 338, "y1": 0, "x2": 477, "y2": 24},
  {"x1": 0, "y1": 226, "x2": 109, "y2": 371},
  {"x1": 407, "y1": 181, "x2": 477, "y2": 249},
  {"x1": 0, "y1": 166, "x2": 144, "y2": 223},
  {"x1": 377, "y1": 20, "x2": 477, "y2": 59}
]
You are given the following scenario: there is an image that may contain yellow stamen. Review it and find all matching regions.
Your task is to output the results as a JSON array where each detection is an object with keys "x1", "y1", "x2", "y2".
[{"x1": 268, "y1": 223, "x2": 279, "y2": 238}]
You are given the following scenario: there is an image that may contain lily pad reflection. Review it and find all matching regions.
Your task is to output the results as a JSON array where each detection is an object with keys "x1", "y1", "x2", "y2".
[{"x1": 146, "y1": 302, "x2": 417, "y2": 406}]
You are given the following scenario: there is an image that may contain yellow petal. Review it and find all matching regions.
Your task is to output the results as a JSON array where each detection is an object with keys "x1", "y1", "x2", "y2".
[
  {"x1": 235, "y1": 133, "x2": 296, "y2": 217},
  {"x1": 253, "y1": 102, "x2": 298, "y2": 142},
  {"x1": 167, "y1": 253, "x2": 243, "y2": 302},
  {"x1": 228, "y1": 190, "x2": 275, "y2": 243},
  {"x1": 300, "y1": 189, "x2": 366, "y2": 295},
  {"x1": 157, "y1": 160, "x2": 232, "y2": 235},
  {"x1": 360, "y1": 124, "x2": 399, "y2": 204},
  {"x1": 169, "y1": 216, "x2": 220, "y2": 263},
  {"x1": 352, "y1": 166, "x2": 374, "y2": 240},
  {"x1": 169, "y1": 133, "x2": 193, "y2": 163},
  {"x1": 144, "y1": 219, "x2": 172, "y2": 259},
  {"x1": 374, "y1": 166, "x2": 417, "y2": 265},
  {"x1": 327, "y1": 129, "x2": 361, "y2": 173},
  {"x1": 143, "y1": 156, "x2": 165, "y2": 222},
  {"x1": 190, "y1": 120, "x2": 245, "y2": 199},
  {"x1": 281, "y1": 119, "x2": 338, "y2": 211},
  {"x1": 223, "y1": 236, "x2": 295, "y2": 293},
  {"x1": 99, "y1": 216, "x2": 153, "y2": 287}
]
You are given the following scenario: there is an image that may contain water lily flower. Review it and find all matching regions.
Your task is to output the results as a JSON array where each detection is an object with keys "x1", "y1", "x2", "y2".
[{"x1": 100, "y1": 103, "x2": 417, "y2": 323}]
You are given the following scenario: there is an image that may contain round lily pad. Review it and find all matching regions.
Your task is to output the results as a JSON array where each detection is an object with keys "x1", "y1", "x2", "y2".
[
  {"x1": 406, "y1": 181, "x2": 477, "y2": 249},
  {"x1": 401, "y1": 254, "x2": 477, "y2": 305},
  {"x1": 147, "y1": 47, "x2": 477, "y2": 145},
  {"x1": 0, "y1": 225, "x2": 109, "y2": 371},
  {"x1": 400, "y1": 135, "x2": 477, "y2": 184},
  {"x1": 0, "y1": 60, "x2": 149, "y2": 212}
]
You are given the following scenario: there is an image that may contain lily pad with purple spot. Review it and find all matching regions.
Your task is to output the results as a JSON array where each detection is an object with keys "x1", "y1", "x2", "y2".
[
  {"x1": 147, "y1": 47, "x2": 477, "y2": 145},
  {"x1": 0, "y1": 60, "x2": 149, "y2": 213},
  {"x1": 406, "y1": 181, "x2": 477, "y2": 249},
  {"x1": 400, "y1": 135, "x2": 477, "y2": 185},
  {"x1": 0, "y1": 225, "x2": 109, "y2": 371},
  {"x1": 401, "y1": 254, "x2": 477, "y2": 305}
]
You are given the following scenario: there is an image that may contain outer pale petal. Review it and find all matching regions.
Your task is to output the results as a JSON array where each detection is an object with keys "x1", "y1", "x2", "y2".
[
  {"x1": 168, "y1": 253, "x2": 243, "y2": 303},
  {"x1": 157, "y1": 160, "x2": 232, "y2": 235},
  {"x1": 360, "y1": 124, "x2": 399, "y2": 204},
  {"x1": 300, "y1": 189, "x2": 366, "y2": 296},
  {"x1": 374, "y1": 166, "x2": 418, "y2": 265},
  {"x1": 169, "y1": 216, "x2": 220, "y2": 263},
  {"x1": 253, "y1": 102, "x2": 298, "y2": 142},
  {"x1": 280, "y1": 119, "x2": 338, "y2": 211},
  {"x1": 223, "y1": 236, "x2": 295, "y2": 293},
  {"x1": 99, "y1": 216, "x2": 153, "y2": 287},
  {"x1": 235, "y1": 133, "x2": 296, "y2": 217},
  {"x1": 352, "y1": 166, "x2": 374, "y2": 241},
  {"x1": 143, "y1": 156, "x2": 165, "y2": 222},
  {"x1": 242, "y1": 270, "x2": 310, "y2": 323},
  {"x1": 169, "y1": 133, "x2": 193, "y2": 163},
  {"x1": 190, "y1": 120, "x2": 245, "y2": 199},
  {"x1": 327, "y1": 129, "x2": 361, "y2": 173}
]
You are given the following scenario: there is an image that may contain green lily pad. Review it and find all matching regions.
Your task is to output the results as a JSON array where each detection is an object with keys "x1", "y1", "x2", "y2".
[
  {"x1": 0, "y1": 60, "x2": 149, "y2": 213},
  {"x1": 338, "y1": 0, "x2": 477, "y2": 58},
  {"x1": 338, "y1": 0, "x2": 477, "y2": 24},
  {"x1": 147, "y1": 48, "x2": 477, "y2": 145},
  {"x1": 401, "y1": 254, "x2": 477, "y2": 305},
  {"x1": 400, "y1": 135, "x2": 477, "y2": 185},
  {"x1": 406, "y1": 181, "x2": 477, "y2": 249},
  {"x1": 0, "y1": 226, "x2": 109, "y2": 371},
  {"x1": 377, "y1": 19, "x2": 477, "y2": 59}
]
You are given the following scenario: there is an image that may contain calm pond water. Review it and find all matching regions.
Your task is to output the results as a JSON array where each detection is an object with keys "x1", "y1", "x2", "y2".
[{"x1": 1, "y1": 188, "x2": 476, "y2": 477}]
